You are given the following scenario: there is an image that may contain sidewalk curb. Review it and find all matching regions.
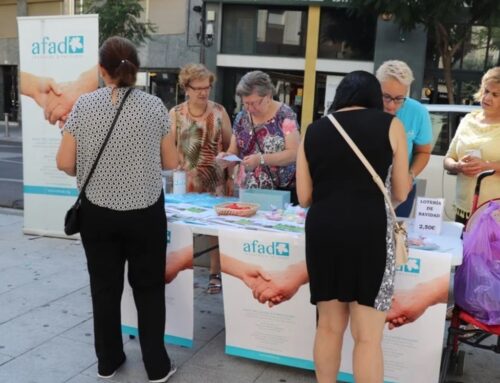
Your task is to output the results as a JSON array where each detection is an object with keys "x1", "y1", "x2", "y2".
[{"x1": 0, "y1": 207, "x2": 23, "y2": 216}]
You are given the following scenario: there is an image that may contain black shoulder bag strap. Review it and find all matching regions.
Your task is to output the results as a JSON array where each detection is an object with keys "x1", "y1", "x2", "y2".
[
  {"x1": 72, "y1": 87, "x2": 133, "y2": 207},
  {"x1": 249, "y1": 114, "x2": 282, "y2": 189}
]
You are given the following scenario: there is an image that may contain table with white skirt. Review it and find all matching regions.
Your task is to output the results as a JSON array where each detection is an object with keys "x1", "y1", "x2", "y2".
[{"x1": 120, "y1": 193, "x2": 463, "y2": 383}]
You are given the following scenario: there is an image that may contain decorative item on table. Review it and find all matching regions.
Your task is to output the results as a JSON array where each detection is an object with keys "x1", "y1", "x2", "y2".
[
  {"x1": 264, "y1": 205, "x2": 283, "y2": 221},
  {"x1": 408, "y1": 236, "x2": 439, "y2": 251},
  {"x1": 239, "y1": 188, "x2": 290, "y2": 210},
  {"x1": 283, "y1": 204, "x2": 307, "y2": 224},
  {"x1": 214, "y1": 202, "x2": 259, "y2": 217}
]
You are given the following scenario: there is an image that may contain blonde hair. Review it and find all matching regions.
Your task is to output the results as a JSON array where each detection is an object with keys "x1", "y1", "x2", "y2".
[
  {"x1": 178, "y1": 63, "x2": 215, "y2": 89},
  {"x1": 474, "y1": 66, "x2": 500, "y2": 101},
  {"x1": 376, "y1": 60, "x2": 414, "y2": 87}
]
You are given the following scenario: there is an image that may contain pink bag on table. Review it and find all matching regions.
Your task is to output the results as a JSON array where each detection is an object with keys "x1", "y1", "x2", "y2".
[{"x1": 454, "y1": 201, "x2": 500, "y2": 325}]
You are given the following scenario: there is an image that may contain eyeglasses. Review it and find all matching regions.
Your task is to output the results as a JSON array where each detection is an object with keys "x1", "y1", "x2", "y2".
[
  {"x1": 382, "y1": 94, "x2": 406, "y2": 105},
  {"x1": 188, "y1": 85, "x2": 211, "y2": 93},
  {"x1": 242, "y1": 96, "x2": 266, "y2": 109}
]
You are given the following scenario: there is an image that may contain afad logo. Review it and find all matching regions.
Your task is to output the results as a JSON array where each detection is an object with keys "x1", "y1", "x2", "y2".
[
  {"x1": 398, "y1": 257, "x2": 421, "y2": 274},
  {"x1": 32, "y1": 36, "x2": 84, "y2": 55},
  {"x1": 242, "y1": 240, "x2": 290, "y2": 257}
]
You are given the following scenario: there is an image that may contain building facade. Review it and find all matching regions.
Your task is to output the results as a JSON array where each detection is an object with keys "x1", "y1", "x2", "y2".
[
  {"x1": 0, "y1": 0, "x2": 205, "y2": 120},
  {"x1": 1, "y1": 0, "x2": 497, "y2": 128},
  {"x1": 202, "y1": 0, "x2": 429, "y2": 128}
]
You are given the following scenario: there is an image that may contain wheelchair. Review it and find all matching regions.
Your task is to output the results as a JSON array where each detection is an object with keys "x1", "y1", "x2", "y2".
[{"x1": 440, "y1": 170, "x2": 500, "y2": 382}]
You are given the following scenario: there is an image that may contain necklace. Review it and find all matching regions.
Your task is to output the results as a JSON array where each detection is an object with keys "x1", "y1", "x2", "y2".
[{"x1": 188, "y1": 102, "x2": 207, "y2": 118}]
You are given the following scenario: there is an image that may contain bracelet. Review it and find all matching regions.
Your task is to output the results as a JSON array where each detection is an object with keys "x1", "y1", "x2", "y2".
[{"x1": 259, "y1": 153, "x2": 265, "y2": 166}]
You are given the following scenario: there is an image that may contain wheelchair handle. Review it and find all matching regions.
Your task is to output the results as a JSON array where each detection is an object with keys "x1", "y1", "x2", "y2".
[{"x1": 472, "y1": 169, "x2": 496, "y2": 212}]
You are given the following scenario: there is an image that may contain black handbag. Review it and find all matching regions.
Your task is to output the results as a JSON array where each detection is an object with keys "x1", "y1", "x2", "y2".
[{"x1": 64, "y1": 88, "x2": 133, "y2": 235}]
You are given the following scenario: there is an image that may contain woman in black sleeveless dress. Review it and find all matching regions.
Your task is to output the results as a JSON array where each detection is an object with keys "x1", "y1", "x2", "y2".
[{"x1": 296, "y1": 71, "x2": 411, "y2": 382}]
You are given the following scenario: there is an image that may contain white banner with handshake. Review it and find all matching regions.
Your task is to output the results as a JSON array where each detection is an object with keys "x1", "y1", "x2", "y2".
[
  {"x1": 218, "y1": 229, "x2": 316, "y2": 369},
  {"x1": 218, "y1": 227, "x2": 453, "y2": 382},
  {"x1": 17, "y1": 15, "x2": 98, "y2": 236}
]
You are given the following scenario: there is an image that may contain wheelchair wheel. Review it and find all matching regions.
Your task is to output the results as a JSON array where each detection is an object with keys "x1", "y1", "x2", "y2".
[
  {"x1": 447, "y1": 349, "x2": 465, "y2": 376},
  {"x1": 439, "y1": 345, "x2": 453, "y2": 383},
  {"x1": 454, "y1": 350, "x2": 465, "y2": 376}
]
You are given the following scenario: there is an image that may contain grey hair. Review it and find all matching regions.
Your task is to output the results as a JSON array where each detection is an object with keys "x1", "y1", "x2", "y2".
[
  {"x1": 376, "y1": 60, "x2": 414, "y2": 87},
  {"x1": 236, "y1": 71, "x2": 276, "y2": 97}
]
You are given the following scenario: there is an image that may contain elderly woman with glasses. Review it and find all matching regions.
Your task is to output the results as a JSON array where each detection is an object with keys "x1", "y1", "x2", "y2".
[
  {"x1": 444, "y1": 66, "x2": 500, "y2": 224},
  {"x1": 170, "y1": 63, "x2": 232, "y2": 195},
  {"x1": 218, "y1": 70, "x2": 300, "y2": 203},
  {"x1": 169, "y1": 63, "x2": 232, "y2": 294},
  {"x1": 376, "y1": 60, "x2": 433, "y2": 217}
]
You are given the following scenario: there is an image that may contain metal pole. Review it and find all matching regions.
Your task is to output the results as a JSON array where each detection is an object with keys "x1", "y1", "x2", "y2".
[{"x1": 4, "y1": 113, "x2": 9, "y2": 137}]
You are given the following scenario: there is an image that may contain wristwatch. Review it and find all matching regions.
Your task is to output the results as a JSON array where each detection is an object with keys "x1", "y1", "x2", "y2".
[{"x1": 259, "y1": 153, "x2": 265, "y2": 166}]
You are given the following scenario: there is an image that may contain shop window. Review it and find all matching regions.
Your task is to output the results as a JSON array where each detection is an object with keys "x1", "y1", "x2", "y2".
[
  {"x1": 424, "y1": 23, "x2": 499, "y2": 104},
  {"x1": 221, "y1": 5, "x2": 307, "y2": 57},
  {"x1": 318, "y1": 8, "x2": 375, "y2": 61},
  {"x1": 486, "y1": 27, "x2": 500, "y2": 68},
  {"x1": 429, "y1": 111, "x2": 469, "y2": 156},
  {"x1": 459, "y1": 26, "x2": 489, "y2": 71}
]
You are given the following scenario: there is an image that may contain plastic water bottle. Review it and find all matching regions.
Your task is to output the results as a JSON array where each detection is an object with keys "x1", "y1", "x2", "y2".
[{"x1": 173, "y1": 170, "x2": 186, "y2": 194}]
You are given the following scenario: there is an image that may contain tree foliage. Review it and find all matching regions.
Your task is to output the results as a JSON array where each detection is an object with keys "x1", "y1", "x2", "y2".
[
  {"x1": 349, "y1": 0, "x2": 500, "y2": 103},
  {"x1": 84, "y1": 0, "x2": 157, "y2": 46}
]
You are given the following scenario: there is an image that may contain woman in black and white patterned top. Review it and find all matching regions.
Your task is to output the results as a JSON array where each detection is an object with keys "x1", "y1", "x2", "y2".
[{"x1": 56, "y1": 36, "x2": 178, "y2": 382}]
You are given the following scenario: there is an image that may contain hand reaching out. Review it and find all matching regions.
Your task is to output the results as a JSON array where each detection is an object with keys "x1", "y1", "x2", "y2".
[
  {"x1": 386, "y1": 274, "x2": 449, "y2": 330},
  {"x1": 20, "y1": 67, "x2": 98, "y2": 128},
  {"x1": 251, "y1": 261, "x2": 308, "y2": 308},
  {"x1": 220, "y1": 254, "x2": 308, "y2": 307},
  {"x1": 164, "y1": 246, "x2": 194, "y2": 284},
  {"x1": 386, "y1": 288, "x2": 430, "y2": 329},
  {"x1": 20, "y1": 71, "x2": 61, "y2": 109},
  {"x1": 240, "y1": 264, "x2": 271, "y2": 289},
  {"x1": 44, "y1": 66, "x2": 99, "y2": 126}
]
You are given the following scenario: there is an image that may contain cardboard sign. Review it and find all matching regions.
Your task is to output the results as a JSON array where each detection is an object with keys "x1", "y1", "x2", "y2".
[{"x1": 415, "y1": 197, "x2": 444, "y2": 235}]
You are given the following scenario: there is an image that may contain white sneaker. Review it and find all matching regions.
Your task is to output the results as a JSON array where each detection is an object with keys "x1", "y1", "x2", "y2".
[
  {"x1": 97, "y1": 371, "x2": 116, "y2": 379},
  {"x1": 149, "y1": 363, "x2": 177, "y2": 382},
  {"x1": 97, "y1": 355, "x2": 126, "y2": 379}
]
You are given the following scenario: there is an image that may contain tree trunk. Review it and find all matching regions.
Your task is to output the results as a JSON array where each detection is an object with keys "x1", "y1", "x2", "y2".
[
  {"x1": 435, "y1": 22, "x2": 463, "y2": 104},
  {"x1": 441, "y1": 51, "x2": 455, "y2": 104}
]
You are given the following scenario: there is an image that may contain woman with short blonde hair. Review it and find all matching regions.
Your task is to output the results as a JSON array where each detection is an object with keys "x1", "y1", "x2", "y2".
[
  {"x1": 178, "y1": 63, "x2": 216, "y2": 90},
  {"x1": 445, "y1": 66, "x2": 500, "y2": 223}
]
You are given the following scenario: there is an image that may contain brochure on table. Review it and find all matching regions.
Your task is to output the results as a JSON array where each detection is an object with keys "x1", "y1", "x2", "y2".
[
  {"x1": 218, "y1": 228, "x2": 315, "y2": 369},
  {"x1": 165, "y1": 193, "x2": 305, "y2": 235},
  {"x1": 121, "y1": 223, "x2": 194, "y2": 347}
]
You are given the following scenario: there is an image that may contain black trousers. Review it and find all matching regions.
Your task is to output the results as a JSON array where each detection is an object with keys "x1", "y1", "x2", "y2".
[{"x1": 80, "y1": 192, "x2": 171, "y2": 380}]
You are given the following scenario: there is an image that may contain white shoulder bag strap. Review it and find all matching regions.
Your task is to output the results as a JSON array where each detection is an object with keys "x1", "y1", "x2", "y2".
[{"x1": 327, "y1": 113, "x2": 398, "y2": 221}]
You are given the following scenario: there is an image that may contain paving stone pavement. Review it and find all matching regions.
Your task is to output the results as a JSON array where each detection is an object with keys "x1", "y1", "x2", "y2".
[{"x1": 0, "y1": 208, "x2": 498, "y2": 383}]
